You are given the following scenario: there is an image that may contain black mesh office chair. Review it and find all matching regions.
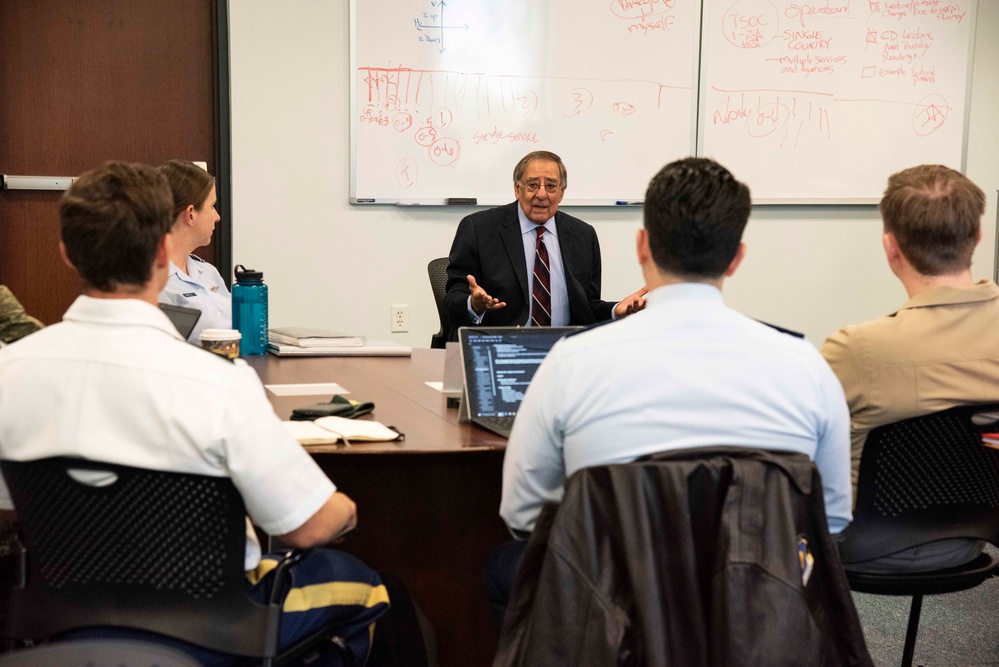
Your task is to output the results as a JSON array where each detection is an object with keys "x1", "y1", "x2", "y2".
[
  {"x1": 838, "y1": 403, "x2": 999, "y2": 667},
  {"x1": 428, "y1": 258, "x2": 451, "y2": 349},
  {"x1": 0, "y1": 457, "x2": 352, "y2": 667}
]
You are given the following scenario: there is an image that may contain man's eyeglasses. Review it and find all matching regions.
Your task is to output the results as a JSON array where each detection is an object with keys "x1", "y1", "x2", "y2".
[{"x1": 519, "y1": 180, "x2": 562, "y2": 194}]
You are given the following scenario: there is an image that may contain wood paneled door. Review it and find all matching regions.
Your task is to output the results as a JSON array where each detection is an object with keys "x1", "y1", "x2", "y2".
[{"x1": 0, "y1": 1, "x2": 221, "y2": 324}]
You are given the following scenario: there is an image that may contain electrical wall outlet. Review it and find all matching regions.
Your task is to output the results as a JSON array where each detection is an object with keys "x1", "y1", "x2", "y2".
[{"x1": 391, "y1": 304, "x2": 408, "y2": 333}]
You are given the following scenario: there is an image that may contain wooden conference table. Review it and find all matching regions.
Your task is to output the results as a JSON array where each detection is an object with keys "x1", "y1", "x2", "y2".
[{"x1": 245, "y1": 349, "x2": 509, "y2": 667}]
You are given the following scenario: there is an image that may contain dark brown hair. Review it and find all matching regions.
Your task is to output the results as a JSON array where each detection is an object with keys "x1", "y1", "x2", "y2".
[
  {"x1": 644, "y1": 157, "x2": 751, "y2": 279},
  {"x1": 158, "y1": 160, "x2": 215, "y2": 220},
  {"x1": 880, "y1": 165, "x2": 984, "y2": 275},
  {"x1": 60, "y1": 161, "x2": 173, "y2": 292}
]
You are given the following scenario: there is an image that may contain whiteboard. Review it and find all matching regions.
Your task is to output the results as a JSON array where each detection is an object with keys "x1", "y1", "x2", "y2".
[
  {"x1": 698, "y1": 0, "x2": 977, "y2": 203},
  {"x1": 350, "y1": 0, "x2": 700, "y2": 205}
]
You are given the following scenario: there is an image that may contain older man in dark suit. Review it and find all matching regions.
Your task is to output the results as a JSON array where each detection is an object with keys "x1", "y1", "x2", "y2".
[{"x1": 444, "y1": 151, "x2": 646, "y2": 339}]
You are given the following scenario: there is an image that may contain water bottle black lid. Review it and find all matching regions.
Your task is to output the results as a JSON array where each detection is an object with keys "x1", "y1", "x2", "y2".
[{"x1": 233, "y1": 264, "x2": 264, "y2": 282}]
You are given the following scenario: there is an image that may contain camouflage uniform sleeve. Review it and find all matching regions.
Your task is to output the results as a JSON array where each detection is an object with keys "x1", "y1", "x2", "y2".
[{"x1": 0, "y1": 285, "x2": 44, "y2": 344}]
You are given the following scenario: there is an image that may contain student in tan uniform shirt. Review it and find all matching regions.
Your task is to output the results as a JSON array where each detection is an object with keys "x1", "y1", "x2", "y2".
[{"x1": 821, "y1": 164, "x2": 995, "y2": 572}]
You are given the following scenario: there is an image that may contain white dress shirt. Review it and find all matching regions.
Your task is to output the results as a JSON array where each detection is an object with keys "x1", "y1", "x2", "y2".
[{"x1": 516, "y1": 209, "x2": 570, "y2": 327}]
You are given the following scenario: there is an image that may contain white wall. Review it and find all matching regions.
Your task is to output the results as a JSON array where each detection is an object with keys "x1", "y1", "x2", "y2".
[{"x1": 230, "y1": 1, "x2": 998, "y2": 348}]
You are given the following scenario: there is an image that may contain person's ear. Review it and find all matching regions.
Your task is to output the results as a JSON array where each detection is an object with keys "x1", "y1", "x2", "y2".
[
  {"x1": 723, "y1": 243, "x2": 746, "y2": 277},
  {"x1": 155, "y1": 234, "x2": 171, "y2": 269},
  {"x1": 883, "y1": 232, "x2": 901, "y2": 263},
  {"x1": 636, "y1": 228, "x2": 651, "y2": 265},
  {"x1": 58, "y1": 241, "x2": 76, "y2": 270},
  {"x1": 883, "y1": 231, "x2": 912, "y2": 277},
  {"x1": 184, "y1": 204, "x2": 196, "y2": 224}
]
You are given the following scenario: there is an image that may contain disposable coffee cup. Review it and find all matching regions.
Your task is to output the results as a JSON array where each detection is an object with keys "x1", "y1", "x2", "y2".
[{"x1": 199, "y1": 328, "x2": 241, "y2": 359}]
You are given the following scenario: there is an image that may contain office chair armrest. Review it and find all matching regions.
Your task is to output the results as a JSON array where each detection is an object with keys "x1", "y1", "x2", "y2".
[
  {"x1": 14, "y1": 531, "x2": 26, "y2": 588},
  {"x1": 266, "y1": 549, "x2": 310, "y2": 606}
]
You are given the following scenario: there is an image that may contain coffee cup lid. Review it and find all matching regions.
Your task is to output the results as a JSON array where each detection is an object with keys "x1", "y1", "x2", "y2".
[{"x1": 199, "y1": 328, "x2": 242, "y2": 341}]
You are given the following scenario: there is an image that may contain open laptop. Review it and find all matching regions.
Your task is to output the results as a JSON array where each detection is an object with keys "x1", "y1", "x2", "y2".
[
  {"x1": 458, "y1": 326, "x2": 581, "y2": 438},
  {"x1": 159, "y1": 303, "x2": 202, "y2": 340},
  {"x1": 441, "y1": 341, "x2": 464, "y2": 406}
]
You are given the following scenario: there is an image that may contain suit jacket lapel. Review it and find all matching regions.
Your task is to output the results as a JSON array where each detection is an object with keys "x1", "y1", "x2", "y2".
[
  {"x1": 554, "y1": 212, "x2": 575, "y2": 284},
  {"x1": 555, "y1": 212, "x2": 587, "y2": 322},
  {"x1": 500, "y1": 202, "x2": 529, "y2": 302}
]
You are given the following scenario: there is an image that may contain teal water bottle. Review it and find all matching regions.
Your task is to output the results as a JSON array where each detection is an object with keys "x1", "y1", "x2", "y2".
[{"x1": 231, "y1": 264, "x2": 269, "y2": 355}]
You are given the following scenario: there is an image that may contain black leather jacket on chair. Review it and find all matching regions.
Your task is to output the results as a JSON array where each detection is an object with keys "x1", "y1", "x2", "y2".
[{"x1": 494, "y1": 447, "x2": 873, "y2": 667}]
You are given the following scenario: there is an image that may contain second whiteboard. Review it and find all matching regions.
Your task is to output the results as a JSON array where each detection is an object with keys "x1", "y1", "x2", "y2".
[{"x1": 698, "y1": 0, "x2": 977, "y2": 203}]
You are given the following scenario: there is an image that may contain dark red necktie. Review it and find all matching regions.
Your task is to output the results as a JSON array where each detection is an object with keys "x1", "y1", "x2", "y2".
[{"x1": 531, "y1": 227, "x2": 552, "y2": 327}]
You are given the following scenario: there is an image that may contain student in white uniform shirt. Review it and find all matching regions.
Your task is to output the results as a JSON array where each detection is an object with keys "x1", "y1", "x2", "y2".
[
  {"x1": 157, "y1": 159, "x2": 231, "y2": 343},
  {"x1": 0, "y1": 161, "x2": 390, "y2": 665}
]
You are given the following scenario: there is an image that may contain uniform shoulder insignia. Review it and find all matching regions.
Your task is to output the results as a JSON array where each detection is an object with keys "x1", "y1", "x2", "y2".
[
  {"x1": 566, "y1": 317, "x2": 619, "y2": 339},
  {"x1": 756, "y1": 320, "x2": 805, "y2": 339}
]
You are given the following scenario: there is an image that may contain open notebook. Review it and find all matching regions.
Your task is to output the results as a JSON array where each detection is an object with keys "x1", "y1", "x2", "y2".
[
  {"x1": 458, "y1": 326, "x2": 580, "y2": 438},
  {"x1": 283, "y1": 416, "x2": 401, "y2": 446}
]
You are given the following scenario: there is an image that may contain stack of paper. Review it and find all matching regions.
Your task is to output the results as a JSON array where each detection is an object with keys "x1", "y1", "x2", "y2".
[
  {"x1": 268, "y1": 340, "x2": 412, "y2": 357},
  {"x1": 268, "y1": 327, "x2": 365, "y2": 348}
]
